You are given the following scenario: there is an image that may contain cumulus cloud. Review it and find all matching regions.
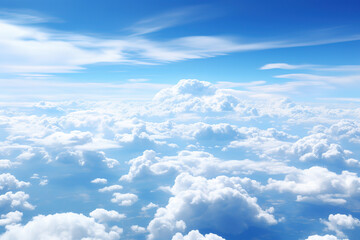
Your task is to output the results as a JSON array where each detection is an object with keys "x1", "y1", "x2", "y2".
[
  {"x1": 141, "y1": 202, "x2": 159, "y2": 211},
  {"x1": 111, "y1": 193, "x2": 138, "y2": 206},
  {"x1": 152, "y1": 79, "x2": 240, "y2": 113},
  {"x1": 131, "y1": 225, "x2": 147, "y2": 234},
  {"x1": 147, "y1": 173, "x2": 276, "y2": 239},
  {"x1": 121, "y1": 149, "x2": 296, "y2": 182},
  {"x1": 321, "y1": 214, "x2": 360, "y2": 238},
  {"x1": 0, "y1": 173, "x2": 30, "y2": 190},
  {"x1": 89, "y1": 208, "x2": 126, "y2": 223},
  {"x1": 0, "y1": 191, "x2": 35, "y2": 210},
  {"x1": 0, "y1": 211, "x2": 23, "y2": 226},
  {"x1": 266, "y1": 166, "x2": 360, "y2": 205},
  {"x1": 0, "y1": 212, "x2": 121, "y2": 240},
  {"x1": 305, "y1": 235, "x2": 342, "y2": 240},
  {"x1": 172, "y1": 230, "x2": 225, "y2": 240}
]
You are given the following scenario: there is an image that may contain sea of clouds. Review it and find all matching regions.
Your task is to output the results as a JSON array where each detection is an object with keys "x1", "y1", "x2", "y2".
[{"x1": 1, "y1": 79, "x2": 360, "y2": 239}]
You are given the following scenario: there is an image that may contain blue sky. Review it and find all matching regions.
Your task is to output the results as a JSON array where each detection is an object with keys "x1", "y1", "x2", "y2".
[
  {"x1": 0, "y1": 0, "x2": 359, "y2": 101},
  {"x1": 1, "y1": 1, "x2": 360, "y2": 240}
]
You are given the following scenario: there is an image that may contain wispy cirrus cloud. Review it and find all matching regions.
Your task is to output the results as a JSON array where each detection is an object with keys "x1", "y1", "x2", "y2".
[
  {"x1": 1, "y1": 10, "x2": 360, "y2": 75},
  {"x1": 261, "y1": 63, "x2": 360, "y2": 72}
]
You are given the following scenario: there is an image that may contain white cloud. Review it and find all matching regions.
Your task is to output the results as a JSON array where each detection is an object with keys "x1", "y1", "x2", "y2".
[
  {"x1": 99, "y1": 185, "x2": 123, "y2": 193},
  {"x1": 305, "y1": 235, "x2": 342, "y2": 240},
  {"x1": 0, "y1": 211, "x2": 22, "y2": 226},
  {"x1": 121, "y1": 149, "x2": 296, "y2": 182},
  {"x1": 141, "y1": 202, "x2": 159, "y2": 211},
  {"x1": 275, "y1": 74, "x2": 360, "y2": 85},
  {"x1": 147, "y1": 173, "x2": 276, "y2": 239},
  {"x1": 321, "y1": 214, "x2": 360, "y2": 238},
  {"x1": 111, "y1": 193, "x2": 138, "y2": 206},
  {"x1": 0, "y1": 159, "x2": 19, "y2": 168},
  {"x1": 0, "y1": 191, "x2": 35, "y2": 210},
  {"x1": 0, "y1": 212, "x2": 121, "y2": 240},
  {"x1": 172, "y1": 230, "x2": 225, "y2": 240},
  {"x1": 91, "y1": 178, "x2": 108, "y2": 184},
  {"x1": 89, "y1": 208, "x2": 126, "y2": 223},
  {"x1": 131, "y1": 225, "x2": 147, "y2": 234},
  {"x1": 260, "y1": 63, "x2": 311, "y2": 70},
  {"x1": 266, "y1": 166, "x2": 360, "y2": 205},
  {"x1": 0, "y1": 173, "x2": 30, "y2": 190}
]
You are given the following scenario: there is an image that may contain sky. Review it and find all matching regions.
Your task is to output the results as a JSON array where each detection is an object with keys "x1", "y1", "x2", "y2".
[{"x1": 1, "y1": 1, "x2": 360, "y2": 240}]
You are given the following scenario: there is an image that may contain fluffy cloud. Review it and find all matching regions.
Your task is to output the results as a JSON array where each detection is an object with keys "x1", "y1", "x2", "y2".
[
  {"x1": 111, "y1": 193, "x2": 138, "y2": 206},
  {"x1": 266, "y1": 166, "x2": 360, "y2": 205},
  {"x1": 305, "y1": 235, "x2": 341, "y2": 240},
  {"x1": 131, "y1": 225, "x2": 147, "y2": 234},
  {"x1": 152, "y1": 79, "x2": 240, "y2": 113},
  {"x1": 172, "y1": 230, "x2": 225, "y2": 240},
  {"x1": 0, "y1": 212, "x2": 121, "y2": 240},
  {"x1": 89, "y1": 208, "x2": 126, "y2": 223},
  {"x1": 141, "y1": 202, "x2": 159, "y2": 211},
  {"x1": 147, "y1": 173, "x2": 276, "y2": 239},
  {"x1": 0, "y1": 211, "x2": 22, "y2": 226},
  {"x1": 0, "y1": 173, "x2": 30, "y2": 190},
  {"x1": 0, "y1": 191, "x2": 34, "y2": 210},
  {"x1": 321, "y1": 214, "x2": 360, "y2": 238},
  {"x1": 99, "y1": 185, "x2": 123, "y2": 193},
  {"x1": 121, "y1": 149, "x2": 296, "y2": 182},
  {"x1": 91, "y1": 178, "x2": 108, "y2": 184}
]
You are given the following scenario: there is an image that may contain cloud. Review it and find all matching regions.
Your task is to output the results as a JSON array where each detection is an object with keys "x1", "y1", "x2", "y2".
[
  {"x1": 128, "y1": 6, "x2": 212, "y2": 36},
  {"x1": 305, "y1": 235, "x2": 342, "y2": 240},
  {"x1": 260, "y1": 63, "x2": 311, "y2": 70},
  {"x1": 0, "y1": 173, "x2": 30, "y2": 190},
  {"x1": 91, "y1": 178, "x2": 108, "y2": 184},
  {"x1": 131, "y1": 225, "x2": 147, "y2": 234},
  {"x1": 147, "y1": 173, "x2": 276, "y2": 239},
  {"x1": 120, "y1": 149, "x2": 296, "y2": 182},
  {"x1": 99, "y1": 185, "x2": 123, "y2": 193},
  {"x1": 0, "y1": 211, "x2": 22, "y2": 226},
  {"x1": 0, "y1": 212, "x2": 121, "y2": 240},
  {"x1": 142, "y1": 202, "x2": 159, "y2": 212},
  {"x1": 261, "y1": 63, "x2": 360, "y2": 72},
  {"x1": 0, "y1": 17, "x2": 359, "y2": 75},
  {"x1": 172, "y1": 230, "x2": 225, "y2": 240},
  {"x1": 0, "y1": 191, "x2": 35, "y2": 210},
  {"x1": 89, "y1": 208, "x2": 126, "y2": 223},
  {"x1": 266, "y1": 166, "x2": 360, "y2": 205},
  {"x1": 275, "y1": 74, "x2": 360, "y2": 85},
  {"x1": 111, "y1": 193, "x2": 138, "y2": 206},
  {"x1": 321, "y1": 214, "x2": 360, "y2": 238}
]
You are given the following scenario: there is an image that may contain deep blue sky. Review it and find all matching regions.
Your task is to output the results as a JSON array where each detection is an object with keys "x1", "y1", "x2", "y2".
[{"x1": 0, "y1": 0, "x2": 359, "y2": 100}]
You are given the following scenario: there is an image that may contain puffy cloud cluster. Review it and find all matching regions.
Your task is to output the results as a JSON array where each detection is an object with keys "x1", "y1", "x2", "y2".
[
  {"x1": 266, "y1": 167, "x2": 360, "y2": 205},
  {"x1": 111, "y1": 193, "x2": 138, "y2": 206},
  {"x1": 153, "y1": 79, "x2": 240, "y2": 113},
  {"x1": 0, "y1": 211, "x2": 22, "y2": 226},
  {"x1": 321, "y1": 214, "x2": 360, "y2": 238},
  {"x1": 305, "y1": 235, "x2": 341, "y2": 240},
  {"x1": 89, "y1": 208, "x2": 126, "y2": 223},
  {"x1": 0, "y1": 173, "x2": 30, "y2": 190},
  {"x1": 0, "y1": 191, "x2": 34, "y2": 210},
  {"x1": 121, "y1": 149, "x2": 296, "y2": 182},
  {"x1": 0, "y1": 212, "x2": 122, "y2": 240},
  {"x1": 172, "y1": 230, "x2": 225, "y2": 240},
  {"x1": 147, "y1": 173, "x2": 276, "y2": 239},
  {"x1": 1, "y1": 79, "x2": 360, "y2": 239}
]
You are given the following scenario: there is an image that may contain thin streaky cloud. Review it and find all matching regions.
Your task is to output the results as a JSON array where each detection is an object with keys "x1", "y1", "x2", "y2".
[
  {"x1": 128, "y1": 5, "x2": 217, "y2": 36},
  {"x1": 275, "y1": 73, "x2": 360, "y2": 84},
  {"x1": 261, "y1": 63, "x2": 360, "y2": 72},
  {"x1": 0, "y1": 17, "x2": 360, "y2": 74}
]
